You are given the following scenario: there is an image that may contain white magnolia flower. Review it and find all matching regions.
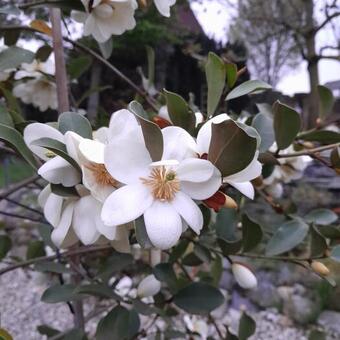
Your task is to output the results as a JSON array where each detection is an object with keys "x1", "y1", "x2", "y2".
[
  {"x1": 24, "y1": 124, "x2": 82, "y2": 187},
  {"x1": 38, "y1": 184, "x2": 119, "y2": 248},
  {"x1": 102, "y1": 118, "x2": 221, "y2": 249},
  {"x1": 158, "y1": 105, "x2": 204, "y2": 127},
  {"x1": 184, "y1": 315, "x2": 209, "y2": 339},
  {"x1": 137, "y1": 274, "x2": 161, "y2": 297},
  {"x1": 14, "y1": 59, "x2": 55, "y2": 80},
  {"x1": 154, "y1": 0, "x2": 176, "y2": 17},
  {"x1": 72, "y1": 0, "x2": 137, "y2": 43},
  {"x1": 231, "y1": 262, "x2": 258, "y2": 289},
  {"x1": 195, "y1": 114, "x2": 262, "y2": 199}
]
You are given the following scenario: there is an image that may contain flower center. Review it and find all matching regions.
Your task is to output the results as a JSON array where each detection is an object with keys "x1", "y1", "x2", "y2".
[
  {"x1": 86, "y1": 163, "x2": 117, "y2": 187},
  {"x1": 141, "y1": 166, "x2": 180, "y2": 201},
  {"x1": 45, "y1": 150, "x2": 56, "y2": 158}
]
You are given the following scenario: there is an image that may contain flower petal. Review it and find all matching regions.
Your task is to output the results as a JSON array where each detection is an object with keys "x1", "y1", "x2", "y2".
[
  {"x1": 64, "y1": 131, "x2": 84, "y2": 164},
  {"x1": 144, "y1": 201, "x2": 182, "y2": 249},
  {"x1": 180, "y1": 166, "x2": 222, "y2": 200},
  {"x1": 44, "y1": 192, "x2": 64, "y2": 227},
  {"x1": 111, "y1": 225, "x2": 131, "y2": 253},
  {"x1": 79, "y1": 139, "x2": 105, "y2": 164},
  {"x1": 172, "y1": 191, "x2": 203, "y2": 234},
  {"x1": 24, "y1": 123, "x2": 64, "y2": 161},
  {"x1": 101, "y1": 183, "x2": 153, "y2": 226},
  {"x1": 227, "y1": 181, "x2": 255, "y2": 199},
  {"x1": 38, "y1": 156, "x2": 81, "y2": 187},
  {"x1": 93, "y1": 127, "x2": 109, "y2": 144},
  {"x1": 108, "y1": 109, "x2": 139, "y2": 141},
  {"x1": 176, "y1": 158, "x2": 214, "y2": 183},
  {"x1": 73, "y1": 196, "x2": 101, "y2": 245},
  {"x1": 161, "y1": 126, "x2": 197, "y2": 161},
  {"x1": 154, "y1": 0, "x2": 176, "y2": 17},
  {"x1": 137, "y1": 274, "x2": 161, "y2": 297},
  {"x1": 38, "y1": 185, "x2": 51, "y2": 208}
]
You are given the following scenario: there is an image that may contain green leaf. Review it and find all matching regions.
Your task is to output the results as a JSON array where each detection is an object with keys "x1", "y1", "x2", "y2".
[
  {"x1": 35, "y1": 45, "x2": 53, "y2": 62},
  {"x1": 305, "y1": 208, "x2": 338, "y2": 225},
  {"x1": 4, "y1": 30, "x2": 20, "y2": 46},
  {"x1": 318, "y1": 85, "x2": 334, "y2": 120},
  {"x1": 0, "y1": 235, "x2": 12, "y2": 260},
  {"x1": 218, "y1": 238, "x2": 243, "y2": 256},
  {"x1": 58, "y1": 112, "x2": 92, "y2": 139},
  {"x1": 0, "y1": 123, "x2": 37, "y2": 169},
  {"x1": 215, "y1": 208, "x2": 238, "y2": 241},
  {"x1": 132, "y1": 299, "x2": 159, "y2": 316},
  {"x1": 310, "y1": 225, "x2": 327, "y2": 258},
  {"x1": 0, "y1": 105, "x2": 14, "y2": 127},
  {"x1": 134, "y1": 217, "x2": 152, "y2": 248},
  {"x1": 242, "y1": 214, "x2": 263, "y2": 252},
  {"x1": 168, "y1": 239, "x2": 189, "y2": 263},
  {"x1": 0, "y1": 84, "x2": 22, "y2": 116},
  {"x1": 74, "y1": 284, "x2": 121, "y2": 300},
  {"x1": 273, "y1": 101, "x2": 301, "y2": 149},
  {"x1": 37, "y1": 325, "x2": 60, "y2": 337},
  {"x1": 238, "y1": 312, "x2": 256, "y2": 340},
  {"x1": 194, "y1": 244, "x2": 211, "y2": 263},
  {"x1": 98, "y1": 252, "x2": 133, "y2": 280},
  {"x1": 31, "y1": 137, "x2": 81, "y2": 171},
  {"x1": 0, "y1": 46, "x2": 34, "y2": 71},
  {"x1": 317, "y1": 225, "x2": 340, "y2": 239},
  {"x1": 96, "y1": 306, "x2": 140, "y2": 340},
  {"x1": 330, "y1": 245, "x2": 340, "y2": 262},
  {"x1": 226, "y1": 329, "x2": 239, "y2": 340},
  {"x1": 211, "y1": 254, "x2": 223, "y2": 286},
  {"x1": 62, "y1": 329, "x2": 88, "y2": 340},
  {"x1": 173, "y1": 282, "x2": 224, "y2": 315},
  {"x1": 35, "y1": 262, "x2": 70, "y2": 274},
  {"x1": 252, "y1": 113, "x2": 274, "y2": 152},
  {"x1": 205, "y1": 52, "x2": 226, "y2": 116},
  {"x1": 164, "y1": 89, "x2": 195, "y2": 133},
  {"x1": 98, "y1": 38, "x2": 113, "y2": 59},
  {"x1": 226, "y1": 80, "x2": 271, "y2": 101},
  {"x1": 330, "y1": 147, "x2": 340, "y2": 168},
  {"x1": 129, "y1": 101, "x2": 163, "y2": 161},
  {"x1": 50, "y1": 183, "x2": 79, "y2": 197},
  {"x1": 208, "y1": 120, "x2": 257, "y2": 176},
  {"x1": 153, "y1": 263, "x2": 178, "y2": 293},
  {"x1": 298, "y1": 130, "x2": 340, "y2": 144},
  {"x1": 67, "y1": 55, "x2": 92, "y2": 79},
  {"x1": 26, "y1": 240, "x2": 46, "y2": 260},
  {"x1": 226, "y1": 63, "x2": 238, "y2": 89},
  {"x1": 182, "y1": 252, "x2": 203, "y2": 266},
  {"x1": 265, "y1": 219, "x2": 309, "y2": 256},
  {"x1": 41, "y1": 284, "x2": 77, "y2": 303}
]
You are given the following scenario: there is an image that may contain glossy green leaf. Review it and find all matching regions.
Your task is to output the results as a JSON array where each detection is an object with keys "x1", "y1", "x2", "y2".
[
  {"x1": 330, "y1": 245, "x2": 340, "y2": 262},
  {"x1": 50, "y1": 183, "x2": 79, "y2": 197},
  {"x1": 208, "y1": 120, "x2": 257, "y2": 176},
  {"x1": 305, "y1": 209, "x2": 338, "y2": 225},
  {"x1": 317, "y1": 225, "x2": 340, "y2": 239},
  {"x1": 318, "y1": 85, "x2": 334, "y2": 120},
  {"x1": 35, "y1": 262, "x2": 70, "y2": 274},
  {"x1": 258, "y1": 152, "x2": 280, "y2": 165},
  {"x1": 242, "y1": 214, "x2": 263, "y2": 252},
  {"x1": 26, "y1": 240, "x2": 46, "y2": 260},
  {"x1": 298, "y1": 130, "x2": 340, "y2": 144},
  {"x1": 266, "y1": 219, "x2": 309, "y2": 256},
  {"x1": 67, "y1": 55, "x2": 92, "y2": 79},
  {"x1": 226, "y1": 63, "x2": 238, "y2": 88},
  {"x1": 58, "y1": 112, "x2": 92, "y2": 139},
  {"x1": 74, "y1": 284, "x2": 121, "y2": 300},
  {"x1": 215, "y1": 208, "x2": 238, "y2": 241},
  {"x1": 129, "y1": 101, "x2": 163, "y2": 161},
  {"x1": 273, "y1": 101, "x2": 301, "y2": 149},
  {"x1": 41, "y1": 284, "x2": 77, "y2": 303},
  {"x1": 218, "y1": 238, "x2": 243, "y2": 256},
  {"x1": 0, "y1": 235, "x2": 12, "y2": 260},
  {"x1": 173, "y1": 282, "x2": 224, "y2": 315},
  {"x1": 164, "y1": 89, "x2": 195, "y2": 133},
  {"x1": 35, "y1": 45, "x2": 53, "y2": 62},
  {"x1": 0, "y1": 123, "x2": 37, "y2": 169},
  {"x1": 0, "y1": 46, "x2": 34, "y2": 71},
  {"x1": 205, "y1": 52, "x2": 226, "y2": 116},
  {"x1": 252, "y1": 113, "x2": 274, "y2": 152},
  {"x1": 310, "y1": 225, "x2": 327, "y2": 258},
  {"x1": 238, "y1": 312, "x2": 256, "y2": 340},
  {"x1": 96, "y1": 306, "x2": 140, "y2": 340},
  {"x1": 226, "y1": 80, "x2": 271, "y2": 101},
  {"x1": 153, "y1": 263, "x2": 178, "y2": 292},
  {"x1": 31, "y1": 137, "x2": 81, "y2": 171},
  {"x1": 0, "y1": 105, "x2": 14, "y2": 127}
]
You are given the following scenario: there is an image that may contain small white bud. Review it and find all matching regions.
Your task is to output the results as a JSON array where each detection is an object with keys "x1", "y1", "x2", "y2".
[
  {"x1": 231, "y1": 262, "x2": 258, "y2": 289},
  {"x1": 137, "y1": 274, "x2": 161, "y2": 298}
]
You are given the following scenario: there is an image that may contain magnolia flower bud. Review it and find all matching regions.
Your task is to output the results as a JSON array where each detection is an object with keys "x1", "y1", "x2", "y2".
[
  {"x1": 137, "y1": 274, "x2": 161, "y2": 298},
  {"x1": 223, "y1": 194, "x2": 238, "y2": 210},
  {"x1": 231, "y1": 263, "x2": 258, "y2": 289},
  {"x1": 311, "y1": 261, "x2": 330, "y2": 276}
]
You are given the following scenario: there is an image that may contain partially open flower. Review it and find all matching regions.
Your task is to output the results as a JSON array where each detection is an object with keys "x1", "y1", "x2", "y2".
[
  {"x1": 153, "y1": 0, "x2": 176, "y2": 17},
  {"x1": 231, "y1": 262, "x2": 258, "y2": 289},
  {"x1": 311, "y1": 261, "x2": 330, "y2": 276},
  {"x1": 137, "y1": 274, "x2": 161, "y2": 297}
]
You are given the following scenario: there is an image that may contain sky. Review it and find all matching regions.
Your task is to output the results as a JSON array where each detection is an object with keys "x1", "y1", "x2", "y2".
[{"x1": 191, "y1": 0, "x2": 340, "y2": 95}]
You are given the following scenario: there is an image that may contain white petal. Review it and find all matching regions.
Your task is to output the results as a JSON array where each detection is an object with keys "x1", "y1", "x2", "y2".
[
  {"x1": 196, "y1": 114, "x2": 230, "y2": 155},
  {"x1": 231, "y1": 263, "x2": 258, "y2": 289},
  {"x1": 38, "y1": 185, "x2": 51, "y2": 208},
  {"x1": 72, "y1": 196, "x2": 101, "y2": 245},
  {"x1": 38, "y1": 156, "x2": 81, "y2": 187},
  {"x1": 158, "y1": 105, "x2": 171, "y2": 121},
  {"x1": 137, "y1": 274, "x2": 161, "y2": 297},
  {"x1": 96, "y1": 218, "x2": 117, "y2": 240},
  {"x1": 71, "y1": 10, "x2": 88, "y2": 23},
  {"x1": 227, "y1": 181, "x2": 255, "y2": 199},
  {"x1": 144, "y1": 201, "x2": 182, "y2": 249},
  {"x1": 101, "y1": 183, "x2": 153, "y2": 226},
  {"x1": 180, "y1": 166, "x2": 222, "y2": 200},
  {"x1": 176, "y1": 158, "x2": 214, "y2": 183},
  {"x1": 44, "y1": 192, "x2": 64, "y2": 227},
  {"x1": 94, "y1": 3, "x2": 113, "y2": 18},
  {"x1": 51, "y1": 202, "x2": 78, "y2": 248},
  {"x1": 93, "y1": 127, "x2": 109, "y2": 144},
  {"x1": 79, "y1": 139, "x2": 105, "y2": 164},
  {"x1": 110, "y1": 226, "x2": 131, "y2": 253},
  {"x1": 161, "y1": 126, "x2": 197, "y2": 161},
  {"x1": 172, "y1": 191, "x2": 203, "y2": 234},
  {"x1": 64, "y1": 131, "x2": 85, "y2": 164},
  {"x1": 24, "y1": 123, "x2": 64, "y2": 161},
  {"x1": 154, "y1": 0, "x2": 176, "y2": 17},
  {"x1": 224, "y1": 151, "x2": 262, "y2": 182},
  {"x1": 104, "y1": 134, "x2": 151, "y2": 185},
  {"x1": 108, "y1": 109, "x2": 139, "y2": 141}
]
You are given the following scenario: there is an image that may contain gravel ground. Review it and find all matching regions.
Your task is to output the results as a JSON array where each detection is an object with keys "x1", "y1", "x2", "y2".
[{"x1": 1, "y1": 268, "x2": 337, "y2": 340}]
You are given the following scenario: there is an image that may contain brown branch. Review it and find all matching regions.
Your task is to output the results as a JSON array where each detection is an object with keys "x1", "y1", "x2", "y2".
[
  {"x1": 315, "y1": 11, "x2": 340, "y2": 33},
  {"x1": 0, "y1": 175, "x2": 40, "y2": 201},
  {"x1": 275, "y1": 142, "x2": 340, "y2": 158}
]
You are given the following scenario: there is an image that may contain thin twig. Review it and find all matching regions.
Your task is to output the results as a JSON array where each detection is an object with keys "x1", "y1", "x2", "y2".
[
  {"x1": 0, "y1": 211, "x2": 44, "y2": 223},
  {"x1": 276, "y1": 142, "x2": 340, "y2": 158},
  {"x1": 4, "y1": 197, "x2": 44, "y2": 216}
]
